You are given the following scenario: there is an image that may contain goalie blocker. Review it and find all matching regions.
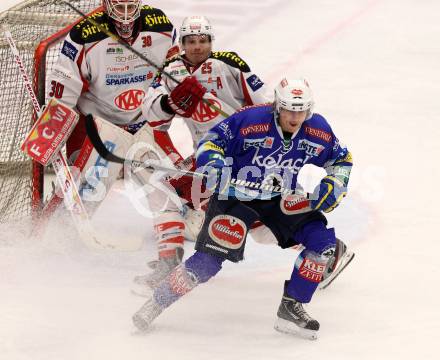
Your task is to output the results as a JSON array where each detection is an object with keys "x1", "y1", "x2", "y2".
[
  {"x1": 21, "y1": 99, "x2": 79, "y2": 166},
  {"x1": 20, "y1": 99, "x2": 105, "y2": 249}
]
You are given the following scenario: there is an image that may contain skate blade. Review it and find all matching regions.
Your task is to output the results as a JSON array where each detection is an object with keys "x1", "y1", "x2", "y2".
[
  {"x1": 274, "y1": 318, "x2": 318, "y2": 340},
  {"x1": 319, "y1": 250, "x2": 355, "y2": 290},
  {"x1": 132, "y1": 315, "x2": 151, "y2": 334},
  {"x1": 130, "y1": 326, "x2": 153, "y2": 336}
]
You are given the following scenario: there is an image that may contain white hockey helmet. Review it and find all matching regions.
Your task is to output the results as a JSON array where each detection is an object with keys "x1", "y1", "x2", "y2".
[
  {"x1": 274, "y1": 78, "x2": 314, "y2": 119},
  {"x1": 103, "y1": 0, "x2": 142, "y2": 39},
  {"x1": 179, "y1": 16, "x2": 215, "y2": 43}
]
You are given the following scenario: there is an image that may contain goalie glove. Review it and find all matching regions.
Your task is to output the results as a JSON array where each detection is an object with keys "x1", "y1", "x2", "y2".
[
  {"x1": 167, "y1": 76, "x2": 206, "y2": 117},
  {"x1": 310, "y1": 175, "x2": 347, "y2": 213}
]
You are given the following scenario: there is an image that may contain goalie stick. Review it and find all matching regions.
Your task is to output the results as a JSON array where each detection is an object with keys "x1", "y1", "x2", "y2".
[
  {"x1": 3, "y1": 26, "x2": 113, "y2": 250},
  {"x1": 63, "y1": 1, "x2": 229, "y2": 119},
  {"x1": 84, "y1": 115, "x2": 316, "y2": 200}
]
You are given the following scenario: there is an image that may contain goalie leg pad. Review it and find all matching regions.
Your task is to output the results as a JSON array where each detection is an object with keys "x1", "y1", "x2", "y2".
[
  {"x1": 130, "y1": 125, "x2": 184, "y2": 186},
  {"x1": 79, "y1": 117, "x2": 133, "y2": 209}
]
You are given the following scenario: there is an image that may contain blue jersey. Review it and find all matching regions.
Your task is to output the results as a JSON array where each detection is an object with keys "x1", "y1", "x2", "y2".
[{"x1": 195, "y1": 104, "x2": 352, "y2": 199}]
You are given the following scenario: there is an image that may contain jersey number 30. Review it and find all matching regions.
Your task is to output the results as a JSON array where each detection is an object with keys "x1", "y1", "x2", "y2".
[
  {"x1": 142, "y1": 36, "x2": 152, "y2": 47},
  {"x1": 49, "y1": 80, "x2": 64, "y2": 99}
]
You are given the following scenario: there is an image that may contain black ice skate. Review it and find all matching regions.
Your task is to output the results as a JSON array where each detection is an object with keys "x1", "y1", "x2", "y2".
[
  {"x1": 319, "y1": 238, "x2": 355, "y2": 290},
  {"x1": 274, "y1": 281, "x2": 320, "y2": 340},
  {"x1": 132, "y1": 297, "x2": 164, "y2": 332},
  {"x1": 132, "y1": 248, "x2": 183, "y2": 296}
]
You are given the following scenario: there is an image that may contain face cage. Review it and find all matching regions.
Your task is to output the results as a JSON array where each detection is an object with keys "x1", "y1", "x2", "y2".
[
  {"x1": 105, "y1": 0, "x2": 141, "y2": 25},
  {"x1": 114, "y1": 21, "x2": 135, "y2": 39}
]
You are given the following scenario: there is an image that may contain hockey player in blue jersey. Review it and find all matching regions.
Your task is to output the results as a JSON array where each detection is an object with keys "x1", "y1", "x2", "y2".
[{"x1": 132, "y1": 78, "x2": 353, "y2": 340}]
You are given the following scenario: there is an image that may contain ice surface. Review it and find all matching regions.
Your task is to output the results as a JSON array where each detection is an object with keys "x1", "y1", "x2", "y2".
[{"x1": 1, "y1": 0, "x2": 439, "y2": 359}]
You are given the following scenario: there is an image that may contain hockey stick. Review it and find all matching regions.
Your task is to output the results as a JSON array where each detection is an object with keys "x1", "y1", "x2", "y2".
[
  {"x1": 62, "y1": 2, "x2": 230, "y2": 118},
  {"x1": 3, "y1": 26, "x2": 113, "y2": 250},
  {"x1": 85, "y1": 114, "x2": 205, "y2": 179},
  {"x1": 85, "y1": 115, "x2": 315, "y2": 199}
]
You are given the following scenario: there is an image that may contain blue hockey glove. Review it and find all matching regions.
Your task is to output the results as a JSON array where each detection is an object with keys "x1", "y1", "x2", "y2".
[{"x1": 311, "y1": 175, "x2": 347, "y2": 213}]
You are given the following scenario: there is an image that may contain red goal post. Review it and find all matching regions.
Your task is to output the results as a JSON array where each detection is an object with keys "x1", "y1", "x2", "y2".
[{"x1": 0, "y1": 0, "x2": 101, "y2": 223}]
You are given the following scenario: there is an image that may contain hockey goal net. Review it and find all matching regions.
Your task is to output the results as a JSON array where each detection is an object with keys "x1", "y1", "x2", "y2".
[{"x1": 0, "y1": 0, "x2": 100, "y2": 223}]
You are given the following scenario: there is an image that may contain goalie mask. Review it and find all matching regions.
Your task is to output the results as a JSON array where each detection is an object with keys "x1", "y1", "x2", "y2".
[
  {"x1": 179, "y1": 16, "x2": 215, "y2": 43},
  {"x1": 103, "y1": 0, "x2": 141, "y2": 39},
  {"x1": 274, "y1": 78, "x2": 314, "y2": 120}
]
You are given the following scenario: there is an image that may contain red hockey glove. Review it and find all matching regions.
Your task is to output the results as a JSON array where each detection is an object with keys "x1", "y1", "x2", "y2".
[{"x1": 167, "y1": 76, "x2": 206, "y2": 117}]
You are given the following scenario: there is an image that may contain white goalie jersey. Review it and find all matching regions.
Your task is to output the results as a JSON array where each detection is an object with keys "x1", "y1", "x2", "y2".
[
  {"x1": 142, "y1": 51, "x2": 270, "y2": 150},
  {"x1": 48, "y1": 6, "x2": 177, "y2": 129}
]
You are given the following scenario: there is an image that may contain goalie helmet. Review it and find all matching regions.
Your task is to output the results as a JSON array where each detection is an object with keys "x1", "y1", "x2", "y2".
[
  {"x1": 274, "y1": 78, "x2": 314, "y2": 119},
  {"x1": 103, "y1": 0, "x2": 142, "y2": 39},
  {"x1": 179, "y1": 16, "x2": 215, "y2": 43}
]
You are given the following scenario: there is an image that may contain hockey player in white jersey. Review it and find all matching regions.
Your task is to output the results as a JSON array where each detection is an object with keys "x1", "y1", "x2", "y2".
[
  {"x1": 134, "y1": 15, "x2": 270, "y2": 290},
  {"x1": 42, "y1": 1, "x2": 178, "y2": 216}
]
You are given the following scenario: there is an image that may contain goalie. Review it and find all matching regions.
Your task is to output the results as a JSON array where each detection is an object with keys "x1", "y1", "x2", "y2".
[{"x1": 42, "y1": 1, "x2": 178, "y2": 216}]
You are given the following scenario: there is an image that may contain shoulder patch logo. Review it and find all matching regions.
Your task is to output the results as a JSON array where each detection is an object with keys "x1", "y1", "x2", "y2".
[
  {"x1": 61, "y1": 41, "x2": 78, "y2": 61},
  {"x1": 246, "y1": 74, "x2": 264, "y2": 92},
  {"x1": 240, "y1": 123, "x2": 270, "y2": 136},
  {"x1": 144, "y1": 13, "x2": 172, "y2": 27},
  {"x1": 304, "y1": 126, "x2": 332, "y2": 143},
  {"x1": 211, "y1": 51, "x2": 250, "y2": 72}
]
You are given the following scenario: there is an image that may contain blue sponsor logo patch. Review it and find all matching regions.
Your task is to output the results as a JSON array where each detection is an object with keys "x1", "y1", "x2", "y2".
[
  {"x1": 61, "y1": 40, "x2": 78, "y2": 61},
  {"x1": 243, "y1": 137, "x2": 274, "y2": 150},
  {"x1": 105, "y1": 74, "x2": 147, "y2": 86},
  {"x1": 246, "y1": 74, "x2": 264, "y2": 92},
  {"x1": 150, "y1": 74, "x2": 162, "y2": 89},
  {"x1": 79, "y1": 141, "x2": 115, "y2": 198}
]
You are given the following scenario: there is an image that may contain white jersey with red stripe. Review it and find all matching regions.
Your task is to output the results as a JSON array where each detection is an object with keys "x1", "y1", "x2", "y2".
[
  {"x1": 142, "y1": 51, "x2": 270, "y2": 151},
  {"x1": 48, "y1": 5, "x2": 177, "y2": 129}
]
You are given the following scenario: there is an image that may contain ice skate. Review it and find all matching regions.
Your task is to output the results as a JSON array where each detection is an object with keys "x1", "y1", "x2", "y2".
[
  {"x1": 132, "y1": 297, "x2": 164, "y2": 332},
  {"x1": 274, "y1": 282, "x2": 320, "y2": 340},
  {"x1": 132, "y1": 248, "x2": 183, "y2": 296},
  {"x1": 319, "y1": 238, "x2": 355, "y2": 290}
]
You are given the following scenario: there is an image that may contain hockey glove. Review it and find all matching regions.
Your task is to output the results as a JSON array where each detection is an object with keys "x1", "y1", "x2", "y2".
[
  {"x1": 310, "y1": 175, "x2": 347, "y2": 213},
  {"x1": 167, "y1": 76, "x2": 206, "y2": 117},
  {"x1": 202, "y1": 157, "x2": 225, "y2": 193}
]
